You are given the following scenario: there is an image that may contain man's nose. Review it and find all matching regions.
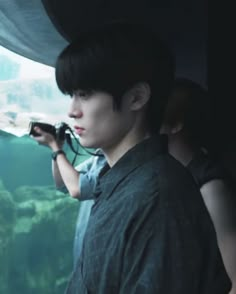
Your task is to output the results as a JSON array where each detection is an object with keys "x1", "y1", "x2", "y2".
[{"x1": 68, "y1": 102, "x2": 83, "y2": 118}]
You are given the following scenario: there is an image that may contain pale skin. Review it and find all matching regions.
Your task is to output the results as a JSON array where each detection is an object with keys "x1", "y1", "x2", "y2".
[
  {"x1": 31, "y1": 128, "x2": 81, "y2": 198},
  {"x1": 201, "y1": 180, "x2": 236, "y2": 294},
  {"x1": 31, "y1": 82, "x2": 151, "y2": 198}
]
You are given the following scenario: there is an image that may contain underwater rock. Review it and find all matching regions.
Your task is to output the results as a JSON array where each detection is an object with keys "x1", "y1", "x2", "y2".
[
  {"x1": 16, "y1": 201, "x2": 36, "y2": 217},
  {"x1": 0, "y1": 178, "x2": 80, "y2": 294},
  {"x1": 13, "y1": 185, "x2": 65, "y2": 202},
  {"x1": 0, "y1": 180, "x2": 17, "y2": 293},
  {"x1": 0, "y1": 180, "x2": 16, "y2": 245}
]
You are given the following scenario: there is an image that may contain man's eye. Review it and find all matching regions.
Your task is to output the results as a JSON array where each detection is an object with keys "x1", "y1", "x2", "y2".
[
  {"x1": 79, "y1": 91, "x2": 87, "y2": 97},
  {"x1": 74, "y1": 90, "x2": 91, "y2": 98}
]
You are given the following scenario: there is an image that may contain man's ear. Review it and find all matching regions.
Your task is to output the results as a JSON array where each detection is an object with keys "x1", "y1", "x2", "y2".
[{"x1": 126, "y1": 82, "x2": 151, "y2": 111}]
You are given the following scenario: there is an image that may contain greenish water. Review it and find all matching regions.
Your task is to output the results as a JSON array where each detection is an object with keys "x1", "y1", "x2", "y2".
[{"x1": 0, "y1": 132, "x2": 90, "y2": 293}]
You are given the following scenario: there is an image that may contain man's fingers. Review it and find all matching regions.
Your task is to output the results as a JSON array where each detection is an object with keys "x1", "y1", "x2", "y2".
[{"x1": 34, "y1": 126, "x2": 42, "y2": 135}]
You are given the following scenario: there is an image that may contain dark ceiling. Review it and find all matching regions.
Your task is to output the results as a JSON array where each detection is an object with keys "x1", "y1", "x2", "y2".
[
  {"x1": 0, "y1": 0, "x2": 207, "y2": 85},
  {"x1": 42, "y1": 0, "x2": 208, "y2": 85}
]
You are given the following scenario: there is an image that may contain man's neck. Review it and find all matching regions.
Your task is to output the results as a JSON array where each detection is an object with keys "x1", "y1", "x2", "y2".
[{"x1": 102, "y1": 129, "x2": 150, "y2": 167}]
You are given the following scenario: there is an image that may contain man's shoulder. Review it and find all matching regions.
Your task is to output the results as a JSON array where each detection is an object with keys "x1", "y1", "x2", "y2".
[
  {"x1": 141, "y1": 152, "x2": 195, "y2": 183},
  {"x1": 157, "y1": 153, "x2": 194, "y2": 179},
  {"x1": 133, "y1": 153, "x2": 202, "y2": 208},
  {"x1": 154, "y1": 153, "x2": 200, "y2": 195},
  {"x1": 120, "y1": 153, "x2": 199, "y2": 202}
]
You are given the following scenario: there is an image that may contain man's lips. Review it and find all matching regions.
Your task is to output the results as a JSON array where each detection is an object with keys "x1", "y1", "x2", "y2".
[{"x1": 74, "y1": 126, "x2": 85, "y2": 135}]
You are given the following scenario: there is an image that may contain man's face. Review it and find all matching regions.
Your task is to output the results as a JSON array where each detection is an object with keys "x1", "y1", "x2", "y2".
[{"x1": 68, "y1": 90, "x2": 135, "y2": 150}]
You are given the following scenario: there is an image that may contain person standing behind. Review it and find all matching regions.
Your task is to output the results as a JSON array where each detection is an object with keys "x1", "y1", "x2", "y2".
[{"x1": 161, "y1": 78, "x2": 236, "y2": 294}]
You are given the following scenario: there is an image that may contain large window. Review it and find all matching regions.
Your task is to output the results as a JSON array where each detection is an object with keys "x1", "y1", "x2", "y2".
[
  {"x1": 0, "y1": 46, "x2": 80, "y2": 294},
  {"x1": 0, "y1": 45, "x2": 71, "y2": 136}
]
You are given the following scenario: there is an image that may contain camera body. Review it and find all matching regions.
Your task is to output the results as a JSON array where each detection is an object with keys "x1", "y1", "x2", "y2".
[{"x1": 29, "y1": 121, "x2": 69, "y2": 141}]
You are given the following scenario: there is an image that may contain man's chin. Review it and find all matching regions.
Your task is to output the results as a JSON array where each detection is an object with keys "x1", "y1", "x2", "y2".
[{"x1": 78, "y1": 138, "x2": 98, "y2": 149}]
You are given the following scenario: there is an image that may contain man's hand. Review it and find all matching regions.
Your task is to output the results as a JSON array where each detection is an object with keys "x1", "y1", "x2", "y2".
[{"x1": 30, "y1": 126, "x2": 64, "y2": 150}]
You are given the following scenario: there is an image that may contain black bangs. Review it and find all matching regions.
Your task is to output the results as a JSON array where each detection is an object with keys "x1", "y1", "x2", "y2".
[
  {"x1": 55, "y1": 41, "x2": 112, "y2": 96},
  {"x1": 55, "y1": 49, "x2": 141, "y2": 107},
  {"x1": 55, "y1": 22, "x2": 175, "y2": 124},
  {"x1": 55, "y1": 23, "x2": 173, "y2": 95},
  {"x1": 54, "y1": 26, "x2": 131, "y2": 97}
]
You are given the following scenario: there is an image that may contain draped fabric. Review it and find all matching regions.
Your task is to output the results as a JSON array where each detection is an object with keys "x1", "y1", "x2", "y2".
[
  {"x1": 0, "y1": 0, "x2": 68, "y2": 66},
  {"x1": 0, "y1": 0, "x2": 207, "y2": 83}
]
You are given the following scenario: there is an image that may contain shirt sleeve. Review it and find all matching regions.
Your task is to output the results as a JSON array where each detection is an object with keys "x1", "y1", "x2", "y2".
[
  {"x1": 79, "y1": 152, "x2": 107, "y2": 201},
  {"x1": 56, "y1": 152, "x2": 106, "y2": 200},
  {"x1": 79, "y1": 172, "x2": 97, "y2": 200},
  {"x1": 56, "y1": 156, "x2": 94, "y2": 195},
  {"x1": 120, "y1": 197, "x2": 231, "y2": 294}
]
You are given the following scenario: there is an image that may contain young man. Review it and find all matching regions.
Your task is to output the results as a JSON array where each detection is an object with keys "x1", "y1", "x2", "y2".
[
  {"x1": 33, "y1": 23, "x2": 231, "y2": 293},
  {"x1": 161, "y1": 78, "x2": 236, "y2": 294}
]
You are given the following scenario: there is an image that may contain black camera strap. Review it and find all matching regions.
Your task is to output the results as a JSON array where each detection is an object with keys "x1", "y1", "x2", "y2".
[
  {"x1": 64, "y1": 125, "x2": 99, "y2": 166},
  {"x1": 29, "y1": 120, "x2": 100, "y2": 166}
]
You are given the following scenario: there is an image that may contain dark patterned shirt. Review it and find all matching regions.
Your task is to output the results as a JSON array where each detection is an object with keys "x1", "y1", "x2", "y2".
[{"x1": 65, "y1": 135, "x2": 231, "y2": 294}]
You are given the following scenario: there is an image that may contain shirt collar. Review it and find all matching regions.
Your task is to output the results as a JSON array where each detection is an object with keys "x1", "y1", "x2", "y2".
[{"x1": 93, "y1": 134, "x2": 168, "y2": 200}]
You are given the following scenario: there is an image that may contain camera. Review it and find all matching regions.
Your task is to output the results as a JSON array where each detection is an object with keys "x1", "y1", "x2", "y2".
[
  {"x1": 28, "y1": 121, "x2": 69, "y2": 141},
  {"x1": 29, "y1": 121, "x2": 97, "y2": 165}
]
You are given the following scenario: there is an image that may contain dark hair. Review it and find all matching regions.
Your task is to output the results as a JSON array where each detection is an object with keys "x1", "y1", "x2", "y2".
[
  {"x1": 55, "y1": 22, "x2": 175, "y2": 133},
  {"x1": 164, "y1": 78, "x2": 212, "y2": 149}
]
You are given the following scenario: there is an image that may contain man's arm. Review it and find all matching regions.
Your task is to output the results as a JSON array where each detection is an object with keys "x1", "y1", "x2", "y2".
[
  {"x1": 120, "y1": 199, "x2": 189, "y2": 294},
  {"x1": 52, "y1": 151, "x2": 80, "y2": 198},
  {"x1": 31, "y1": 126, "x2": 105, "y2": 200},
  {"x1": 30, "y1": 126, "x2": 80, "y2": 198},
  {"x1": 120, "y1": 197, "x2": 231, "y2": 294}
]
